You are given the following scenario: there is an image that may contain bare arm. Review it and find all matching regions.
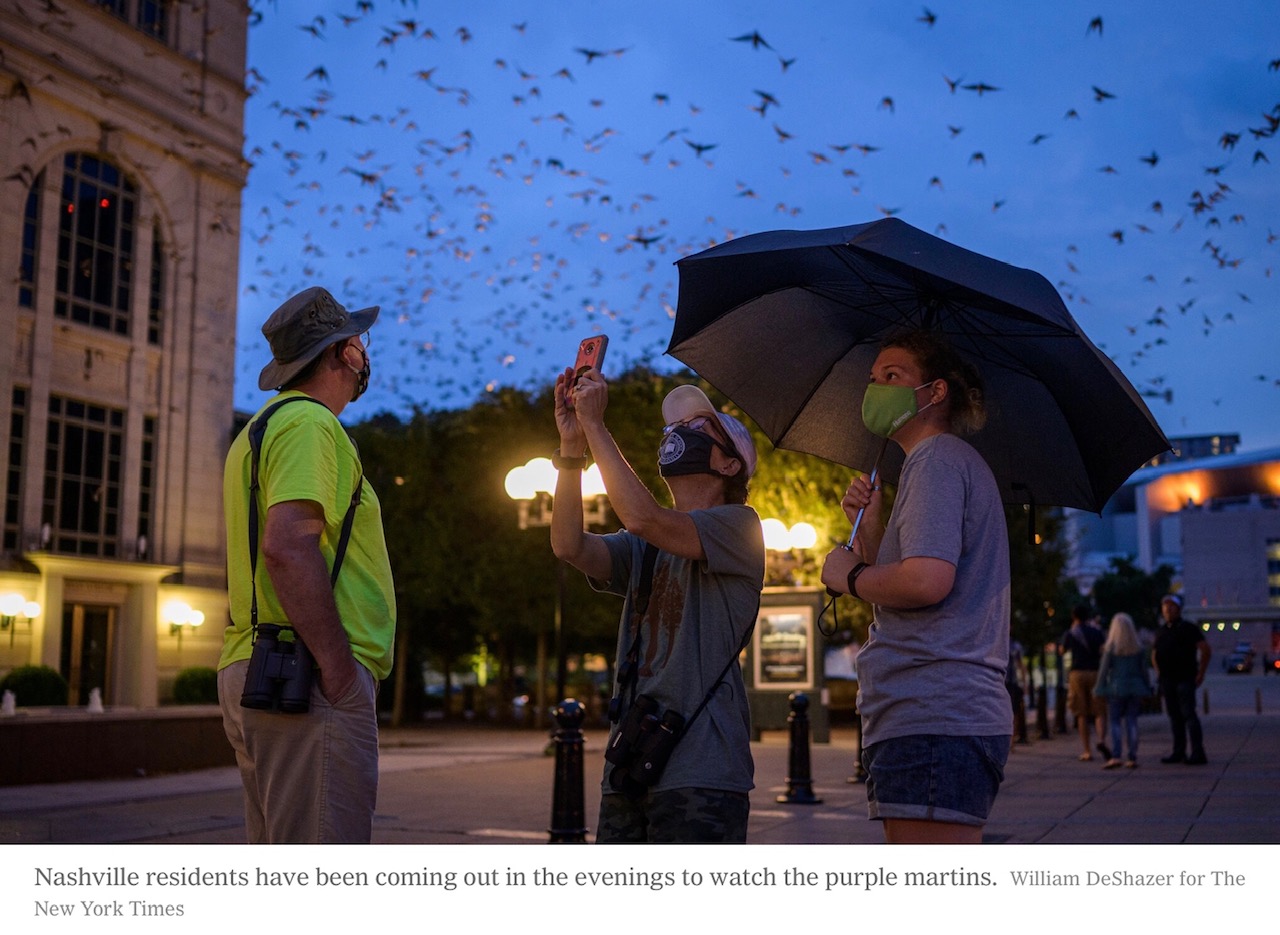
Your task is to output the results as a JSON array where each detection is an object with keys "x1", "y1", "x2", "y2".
[
  {"x1": 821, "y1": 546, "x2": 956, "y2": 609},
  {"x1": 570, "y1": 369, "x2": 706, "y2": 561},
  {"x1": 262, "y1": 499, "x2": 360, "y2": 702}
]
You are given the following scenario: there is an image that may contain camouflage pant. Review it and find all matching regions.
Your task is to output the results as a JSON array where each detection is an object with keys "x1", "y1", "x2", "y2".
[{"x1": 596, "y1": 787, "x2": 750, "y2": 843}]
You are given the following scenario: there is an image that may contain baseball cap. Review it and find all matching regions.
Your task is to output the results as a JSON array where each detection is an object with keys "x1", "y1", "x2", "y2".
[
  {"x1": 1161, "y1": 593, "x2": 1183, "y2": 607},
  {"x1": 661, "y1": 385, "x2": 757, "y2": 478}
]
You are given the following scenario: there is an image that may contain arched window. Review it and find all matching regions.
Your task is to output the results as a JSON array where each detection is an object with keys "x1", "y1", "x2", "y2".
[
  {"x1": 55, "y1": 153, "x2": 138, "y2": 337},
  {"x1": 19, "y1": 170, "x2": 44, "y2": 308}
]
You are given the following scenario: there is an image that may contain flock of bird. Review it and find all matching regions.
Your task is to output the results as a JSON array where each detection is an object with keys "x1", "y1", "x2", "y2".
[{"x1": 234, "y1": 2, "x2": 1278, "y2": 436}]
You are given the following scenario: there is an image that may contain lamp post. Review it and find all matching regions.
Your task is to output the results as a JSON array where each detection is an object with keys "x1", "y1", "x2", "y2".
[
  {"x1": 0, "y1": 593, "x2": 41, "y2": 649},
  {"x1": 163, "y1": 599, "x2": 205, "y2": 653},
  {"x1": 760, "y1": 519, "x2": 818, "y2": 586},
  {"x1": 504, "y1": 458, "x2": 609, "y2": 725}
]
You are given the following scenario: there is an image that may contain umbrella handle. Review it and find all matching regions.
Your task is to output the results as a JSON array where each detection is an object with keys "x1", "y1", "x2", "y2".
[{"x1": 843, "y1": 438, "x2": 888, "y2": 551}]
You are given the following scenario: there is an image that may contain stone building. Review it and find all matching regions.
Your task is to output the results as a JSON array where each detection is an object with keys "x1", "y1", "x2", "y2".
[{"x1": 0, "y1": 0, "x2": 247, "y2": 705}]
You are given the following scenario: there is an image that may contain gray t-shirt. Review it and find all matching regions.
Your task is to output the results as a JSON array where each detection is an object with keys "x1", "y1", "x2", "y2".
[
  {"x1": 855, "y1": 433, "x2": 1012, "y2": 746},
  {"x1": 593, "y1": 504, "x2": 765, "y2": 794}
]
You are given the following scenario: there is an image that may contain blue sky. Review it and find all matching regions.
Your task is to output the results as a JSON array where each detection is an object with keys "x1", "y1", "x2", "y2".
[{"x1": 238, "y1": 1, "x2": 1280, "y2": 452}]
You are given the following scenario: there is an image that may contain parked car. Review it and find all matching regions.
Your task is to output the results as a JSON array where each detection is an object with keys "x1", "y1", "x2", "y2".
[{"x1": 1223, "y1": 643, "x2": 1255, "y2": 674}]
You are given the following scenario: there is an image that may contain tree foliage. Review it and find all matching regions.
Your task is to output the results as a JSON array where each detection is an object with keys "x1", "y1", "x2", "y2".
[{"x1": 1090, "y1": 556, "x2": 1174, "y2": 632}]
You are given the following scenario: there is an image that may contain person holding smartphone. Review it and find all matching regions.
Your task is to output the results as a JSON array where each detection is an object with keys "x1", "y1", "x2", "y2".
[{"x1": 550, "y1": 363, "x2": 764, "y2": 843}]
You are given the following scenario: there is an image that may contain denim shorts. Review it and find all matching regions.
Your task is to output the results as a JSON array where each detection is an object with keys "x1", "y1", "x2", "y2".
[{"x1": 861, "y1": 734, "x2": 1010, "y2": 827}]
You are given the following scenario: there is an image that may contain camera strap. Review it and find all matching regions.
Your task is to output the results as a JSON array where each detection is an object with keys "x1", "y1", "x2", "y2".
[
  {"x1": 246, "y1": 395, "x2": 364, "y2": 634},
  {"x1": 613, "y1": 542, "x2": 759, "y2": 741}
]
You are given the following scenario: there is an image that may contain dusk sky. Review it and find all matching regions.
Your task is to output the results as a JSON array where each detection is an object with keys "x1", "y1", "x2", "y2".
[{"x1": 237, "y1": 1, "x2": 1280, "y2": 454}]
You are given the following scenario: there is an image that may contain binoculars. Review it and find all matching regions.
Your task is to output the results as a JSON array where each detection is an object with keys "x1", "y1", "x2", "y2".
[
  {"x1": 239, "y1": 624, "x2": 315, "y2": 714},
  {"x1": 605, "y1": 693, "x2": 686, "y2": 799}
]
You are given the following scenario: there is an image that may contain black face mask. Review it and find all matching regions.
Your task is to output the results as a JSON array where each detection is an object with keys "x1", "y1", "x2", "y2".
[{"x1": 658, "y1": 425, "x2": 728, "y2": 478}]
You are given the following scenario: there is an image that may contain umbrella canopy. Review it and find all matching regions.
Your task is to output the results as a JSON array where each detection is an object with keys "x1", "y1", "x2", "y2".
[{"x1": 669, "y1": 217, "x2": 1170, "y2": 513}]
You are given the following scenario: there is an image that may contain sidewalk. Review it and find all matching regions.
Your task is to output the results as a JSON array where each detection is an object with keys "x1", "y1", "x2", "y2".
[{"x1": 2, "y1": 671, "x2": 1277, "y2": 845}]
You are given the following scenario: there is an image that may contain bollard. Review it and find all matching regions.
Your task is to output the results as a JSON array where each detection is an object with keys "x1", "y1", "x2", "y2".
[
  {"x1": 1014, "y1": 685, "x2": 1030, "y2": 745},
  {"x1": 777, "y1": 692, "x2": 823, "y2": 805},
  {"x1": 548, "y1": 698, "x2": 587, "y2": 843},
  {"x1": 1036, "y1": 682, "x2": 1051, "y2": 740}
]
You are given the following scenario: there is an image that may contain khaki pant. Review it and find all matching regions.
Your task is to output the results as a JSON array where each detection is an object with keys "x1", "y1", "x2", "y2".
[{"x1": 219, "y1": 660, "x2": 379, "y2": 843}]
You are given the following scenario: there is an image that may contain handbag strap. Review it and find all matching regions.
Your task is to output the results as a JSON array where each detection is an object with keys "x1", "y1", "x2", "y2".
[{"x1": 246, "y1": 396, "x2": 363, "y2": 631}]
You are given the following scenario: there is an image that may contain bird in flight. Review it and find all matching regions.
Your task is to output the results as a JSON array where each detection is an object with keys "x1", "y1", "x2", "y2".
[
  {"x1": 963, "y1": 82, "x2": 1000, "y2": 95},
  {"x1": 731, "y1": 31, "x2": 772, "y2": 51},
  {"x1": 917, "y1": 8, "x2": 937, "y2": 27},
  {"x1": 1092, "y1": 85, "x2": 1116, "y2": 102},
  {"x1": 1087, "y1": 17, "x2": 1103, "y2": 36}
]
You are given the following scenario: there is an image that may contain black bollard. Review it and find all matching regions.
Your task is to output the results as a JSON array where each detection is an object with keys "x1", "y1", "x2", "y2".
[
  {"x1": 777, "y1": 692, "x2": 823, "y2": 805},
  {"x1": 1013, "y1": 681, "x2": 1030, "y2": 746},
  {"x1": 1053, "y1": 654, "x2": 1068, "y2": 734},
  {"x1": 548, "y1": 698, "x2": 587, "y2": 843},
  {"x1": 1034, "y1": 671, "x2": 1044, "y2": 737}
]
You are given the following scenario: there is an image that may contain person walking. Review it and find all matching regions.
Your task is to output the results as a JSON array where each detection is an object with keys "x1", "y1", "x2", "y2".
[
  {"x1": 1093, "y1": 613, "x2": 1152, "y2": 768},
  {"x1": 1151, "y1": 594, "x2": 1210, "y2": 765},
  {"x1": 1060, "y1": 604, "x2": 1109, "y2": 761},
  {"x1": 218, "y1": 286, "x2": 396, "y2": 843},
  {"x1": 821, "y1": 330, "x2": 1011, "y2": 845},
  {"x1": 551, "y1": 370, "x2": 764, "y2": 843}
]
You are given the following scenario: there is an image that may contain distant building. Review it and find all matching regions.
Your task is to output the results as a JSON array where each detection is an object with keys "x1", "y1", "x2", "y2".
[
  {"x1": 1066, "y1": 444, "x2": 1280, "y2": 661},
  {"x1": 1, "y1": 2, "x2": 248, "y2": 705},
  {"x1": 1144, "y1": 433, "x2": 1240, "y2": 468}
]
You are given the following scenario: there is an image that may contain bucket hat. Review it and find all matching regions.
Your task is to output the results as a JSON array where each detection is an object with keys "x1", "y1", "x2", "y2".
[{"x1": 258, "y1": 287, "x2": 379, "y2": 391}]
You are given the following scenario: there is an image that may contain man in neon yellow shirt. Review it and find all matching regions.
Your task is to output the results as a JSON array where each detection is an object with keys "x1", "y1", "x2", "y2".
[{"x1": 218, "y1": 286, "x2": 395, "y2": 843}]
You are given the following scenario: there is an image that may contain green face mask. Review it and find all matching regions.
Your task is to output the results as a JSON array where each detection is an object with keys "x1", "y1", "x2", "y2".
[{"x1": 862, "y1": 381, "x2": 931, "y2": 438}]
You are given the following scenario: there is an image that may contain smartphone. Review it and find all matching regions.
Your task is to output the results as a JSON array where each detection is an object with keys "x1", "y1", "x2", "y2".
[{"x1": 568, "y1": 334, "x2": 608, "y2": 407}]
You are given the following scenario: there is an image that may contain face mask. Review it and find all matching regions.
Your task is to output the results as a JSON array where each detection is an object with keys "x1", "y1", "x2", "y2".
[
  {"x1": 345, "y1": 342, "x2": 370, "y2": 402},
  {"x1": 861, "y1": 381, "x2": 932, "y2": 438},
  {"x1": 658, "y1": 425, "x2": 724, "y2": 477}
]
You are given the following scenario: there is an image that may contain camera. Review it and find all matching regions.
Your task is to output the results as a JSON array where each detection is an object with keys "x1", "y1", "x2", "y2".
[
  {"x1": 239, "y1": 624, "x2": 315, "y2": 714},
  {"x1": 605, "y1": 693, "x2": 686, "y2": 799}
]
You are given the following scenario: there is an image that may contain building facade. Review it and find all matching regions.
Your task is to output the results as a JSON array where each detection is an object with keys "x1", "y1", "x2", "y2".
[
  {"x1": 1066, "y1": 445, "x2": 1280, "y2": 662},
  {"x1": 1, "y1": 0, "x2": 247, "y2": 705}
]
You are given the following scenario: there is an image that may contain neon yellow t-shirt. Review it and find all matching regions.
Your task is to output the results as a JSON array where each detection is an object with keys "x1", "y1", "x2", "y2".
[{"x1": 219, "y1": 392, "x2": 396, "y2": 680}]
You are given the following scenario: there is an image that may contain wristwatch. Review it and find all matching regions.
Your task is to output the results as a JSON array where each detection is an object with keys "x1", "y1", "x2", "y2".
[
  {"x1": 847, "y1": 562, "x2": 870, "y2": 599},
  {"x1": 551, "y1": 448, "x2": 588, "y2": 471}
]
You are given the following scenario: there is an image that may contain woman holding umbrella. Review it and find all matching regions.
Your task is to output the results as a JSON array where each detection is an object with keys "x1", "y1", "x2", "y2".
[{"x1": 821, "y1": 330, "x2": 1012, "y2": 844}]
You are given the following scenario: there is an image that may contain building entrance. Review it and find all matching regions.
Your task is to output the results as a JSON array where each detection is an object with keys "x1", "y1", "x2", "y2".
[{"x1": 60, "y1": 603, "x2": 116, "y2": 705}]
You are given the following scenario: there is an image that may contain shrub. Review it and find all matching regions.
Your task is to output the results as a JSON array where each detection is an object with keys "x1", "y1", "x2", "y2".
[
  {"x1": 0, "y1": 665, "x2": 69, "y2": 706},
  {"x1": 172, "y1": 666, "x2": 219, "y2": 704}
]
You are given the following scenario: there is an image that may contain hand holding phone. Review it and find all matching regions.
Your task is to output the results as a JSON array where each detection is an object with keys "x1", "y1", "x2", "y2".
[{"x1": 567, "y1": 334, "x2": 608, "y2": 408}]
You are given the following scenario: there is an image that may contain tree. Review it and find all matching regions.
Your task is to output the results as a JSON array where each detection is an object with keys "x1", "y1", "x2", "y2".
[{"x1": 1090, "y1": 556, "x2": 1174, "y2": 632}]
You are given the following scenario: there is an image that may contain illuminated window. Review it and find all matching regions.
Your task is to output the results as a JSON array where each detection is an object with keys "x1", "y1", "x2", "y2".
[{"x1": 54, "y1": 153, "x2": 137, "y2": 338}]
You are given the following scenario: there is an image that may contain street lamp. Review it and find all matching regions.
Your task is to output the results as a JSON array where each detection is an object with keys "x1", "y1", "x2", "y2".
[
  {"x1": 0, "y1": 592, "x2": 41, "y2": 649},
  {"x1": 761, "y1": 519, "x2": 818, "y2": 586},
  {"x1": 163, "y1": 599, "x2": 205, "y2": 652},
  {"x1": 504, "y1": 457, "x2": 610, "y2": 722}
]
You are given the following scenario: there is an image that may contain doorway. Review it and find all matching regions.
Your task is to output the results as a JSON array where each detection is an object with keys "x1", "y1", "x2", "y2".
[{"x1": 60, "y1": 603, "x2": 117, "y2": 705}]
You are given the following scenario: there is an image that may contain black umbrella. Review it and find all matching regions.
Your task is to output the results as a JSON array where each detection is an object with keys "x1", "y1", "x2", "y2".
[{"x1": 668, "y1": 217, "x2": 1169, "y2": 513}]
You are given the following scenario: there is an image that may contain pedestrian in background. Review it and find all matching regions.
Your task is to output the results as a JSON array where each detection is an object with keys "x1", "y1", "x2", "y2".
[
  {"x1": 1094, "y1": 613, "x2": 1151, "y2": 768},
  {"x1": 1152, "y1": 594, "x2": 1210, "y2": 765},
  {"x1": 1060, "y1": 603, "x2": 1109, "y2": 761}
]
